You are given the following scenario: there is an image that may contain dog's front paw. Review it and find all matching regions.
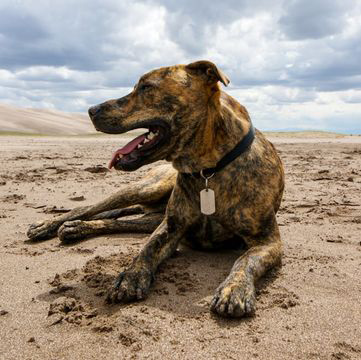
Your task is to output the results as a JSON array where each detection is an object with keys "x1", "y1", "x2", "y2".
[
  {"x1": 27, "y1": 220, "x2": 61, "y2": 241},
  {"x1": 210, "y1": 280, "x2": 256, "y2": 318},
  {"x1": 106, "y1": 267, "x2": 153, "y2": 304}
]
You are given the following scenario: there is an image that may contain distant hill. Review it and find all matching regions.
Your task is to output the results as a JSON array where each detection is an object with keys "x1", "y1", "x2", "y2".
[{"x1": 0, "y1": 103, "x2": 96, "y2": 135}]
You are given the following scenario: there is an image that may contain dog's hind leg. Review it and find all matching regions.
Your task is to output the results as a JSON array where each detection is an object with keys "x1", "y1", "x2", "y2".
[
  {"x1": 27, "y1": 164, "x2": 176, "y2": 241},
  {"x1": 89, "y1": 205, "x2": 145, "y2": 220},
  {"x1": 57, "y1": 212, "x2": 164, "y2": 244},
  {"x1": 210, "y1": 218, "x2": 282, "y2": 318}
]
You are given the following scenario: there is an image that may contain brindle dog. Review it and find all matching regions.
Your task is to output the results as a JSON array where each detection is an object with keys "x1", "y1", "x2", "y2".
[{"x1": 27, "y1": 61, "x2": 284, "y2": 318}]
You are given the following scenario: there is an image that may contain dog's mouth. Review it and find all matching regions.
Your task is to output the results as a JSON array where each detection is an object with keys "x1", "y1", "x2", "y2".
[{"x1": 109, "y1": 121, "x2": 170, "y2": 171}]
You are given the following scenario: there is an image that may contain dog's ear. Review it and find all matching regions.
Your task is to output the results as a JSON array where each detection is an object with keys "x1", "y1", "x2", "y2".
[{"x1": 185, "y1": 60, "x2": 230, "y2": 87}]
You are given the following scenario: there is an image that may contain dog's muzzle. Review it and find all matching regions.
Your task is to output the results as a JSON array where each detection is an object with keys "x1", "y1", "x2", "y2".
[{"x1": 88, "y1": 105, "x2": 101, "y2": 118}]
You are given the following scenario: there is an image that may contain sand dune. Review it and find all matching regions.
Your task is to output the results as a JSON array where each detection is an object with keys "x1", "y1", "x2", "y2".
[{"x1": 0, "y1": 103, "x2": 95, "y2": 135}]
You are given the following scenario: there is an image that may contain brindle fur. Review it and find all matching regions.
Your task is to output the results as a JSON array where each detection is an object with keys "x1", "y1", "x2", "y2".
[{"x1": 27, "y1": 61, "x2": 284, "y2": 318}]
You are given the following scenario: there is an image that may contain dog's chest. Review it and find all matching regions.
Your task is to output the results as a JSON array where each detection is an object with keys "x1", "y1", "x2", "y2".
[{"x1": 178, "y1": 174, "x2": 246, "y2": 218}]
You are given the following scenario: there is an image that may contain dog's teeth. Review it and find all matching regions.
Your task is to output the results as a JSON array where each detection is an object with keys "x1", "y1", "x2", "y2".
[
  {"x1": 148, "y1": 132, "x2": 155, "y2": 140},
  {"x1": 137, "y1": 144, "x2": 142, "y2": 149},
  {"x1": 117, "y1": 154, "x2": 123, "y2": 159},
  {"x1": 144, "y1": 138, "x2": 150, "y2": 143}
]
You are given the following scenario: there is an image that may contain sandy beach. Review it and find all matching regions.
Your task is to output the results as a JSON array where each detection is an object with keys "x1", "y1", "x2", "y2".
[{"x1": 1, "y1": 133, "x2": 361, "y2": 360}]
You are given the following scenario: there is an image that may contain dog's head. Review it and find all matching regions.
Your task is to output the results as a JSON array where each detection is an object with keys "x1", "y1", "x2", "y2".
[{"x1": 88, "y1": 60, "x2": 229, "y2": 171}]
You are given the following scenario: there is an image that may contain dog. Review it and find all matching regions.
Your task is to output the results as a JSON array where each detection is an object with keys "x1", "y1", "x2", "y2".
[{"x1": 28, "y1": 60, "x2": 284, "y2": 318}]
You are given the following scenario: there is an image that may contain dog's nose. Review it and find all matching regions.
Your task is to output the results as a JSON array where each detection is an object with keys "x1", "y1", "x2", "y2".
[{"x1": 88, "y1": 105, "x2": 100, "y2": 117}]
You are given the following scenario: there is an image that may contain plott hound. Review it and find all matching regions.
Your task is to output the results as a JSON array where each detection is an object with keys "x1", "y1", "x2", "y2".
[{"x1": 28, "y1": 61, "x2": 284, "y2": 318}]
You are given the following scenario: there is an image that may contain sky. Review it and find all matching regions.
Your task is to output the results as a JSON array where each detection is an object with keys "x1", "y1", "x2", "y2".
[{"x1": 0, "y1": 0, "x2": 361, "y2": 133}]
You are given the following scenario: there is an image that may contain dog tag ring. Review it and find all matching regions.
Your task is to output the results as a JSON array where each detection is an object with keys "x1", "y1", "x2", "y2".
[{"x1": 200, "y1": 170, "x2": 216, "y2": 215}]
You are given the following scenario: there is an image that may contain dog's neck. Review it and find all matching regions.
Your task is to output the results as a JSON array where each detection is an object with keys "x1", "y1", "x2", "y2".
[{"x1": 169, "y1": 92, "x2": 252, "y2": 173}]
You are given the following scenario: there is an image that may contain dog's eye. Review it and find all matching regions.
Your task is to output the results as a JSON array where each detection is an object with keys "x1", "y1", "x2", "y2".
[{"x1": 138, "y1": 83, "x2": 153, "y2": 92}]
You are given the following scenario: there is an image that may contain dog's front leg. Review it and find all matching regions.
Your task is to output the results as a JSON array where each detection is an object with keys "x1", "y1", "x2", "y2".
[
  {"x1": 211, "y1": 221, "x2": 282, "y2": 318},
  {"x1": 107, "y1": 217, "x2": 183, "y2": 303}
]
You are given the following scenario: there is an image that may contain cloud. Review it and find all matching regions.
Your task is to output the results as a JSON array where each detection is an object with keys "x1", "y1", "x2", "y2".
[
  {"x1": 0, "y1": 0, "x2": 360, "y2": 132},
  {"x1": 0, "y1": 0, "x2": 181, "y2": 73},
  {"x1": 0, "y1": 7, "x2": 47, "y2": 42},
  {"x1": 278, "y1": 0, "x2": 354, "y2": 40},
  {"x1": 341, "y1": 90, "x2": 361, "y2": 104}
]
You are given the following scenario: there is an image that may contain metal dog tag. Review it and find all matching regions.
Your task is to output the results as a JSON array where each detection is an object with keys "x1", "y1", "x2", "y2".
[
  {"x1": 200, "y1": 188, "x2": 215, "y2": 215},
  {"x1": 199, "y1": 169, "x2": 216, "y2": 215}
]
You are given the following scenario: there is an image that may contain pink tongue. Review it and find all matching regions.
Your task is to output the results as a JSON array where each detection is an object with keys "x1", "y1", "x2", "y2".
[{"x1": 108, "y1": 133, "x2": 146, "y2": 169}]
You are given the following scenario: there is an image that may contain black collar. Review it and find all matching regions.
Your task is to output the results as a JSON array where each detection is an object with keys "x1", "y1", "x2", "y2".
[{"x1": 181, "y1": 123, "x2": 255, "y2": 178}]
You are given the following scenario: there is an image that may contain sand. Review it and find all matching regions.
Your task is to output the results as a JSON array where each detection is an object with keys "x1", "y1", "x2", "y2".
[
  {"x1": 0, "y1": 134, "x2": 361, "y2": 360},
  {"x1": 0, "y1": 104, "x2": 95, "y2": 135}
]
